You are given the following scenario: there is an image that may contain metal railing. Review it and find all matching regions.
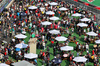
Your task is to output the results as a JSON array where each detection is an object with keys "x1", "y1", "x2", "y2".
[{"x1": 0, "y1": 0, "x2": 12, "y2": 13}]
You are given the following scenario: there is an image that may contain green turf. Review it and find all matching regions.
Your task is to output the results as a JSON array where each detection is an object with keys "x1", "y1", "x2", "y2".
[{"x1": 81, "y1": 0, "x2": 100, "y2": 7}]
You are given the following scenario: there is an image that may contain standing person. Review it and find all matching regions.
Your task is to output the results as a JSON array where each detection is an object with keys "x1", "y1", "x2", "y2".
[
  {"x1": 43, "y1": 41, "x2": 46, "y2": 50},
  {"x1": 53, "y1": 46, "x2": 56, "y2": 56}
]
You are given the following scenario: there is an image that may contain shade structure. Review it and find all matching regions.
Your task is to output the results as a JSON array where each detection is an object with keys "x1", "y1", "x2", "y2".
[
  {"x1": 15, "y1": 34, "x2": 27, "y2": 39},
  {"x1": 95, "y1": 39, "x2": 100, "y2": 44},
  {"x1": 46, "y1": 11, "x2": 55, "y2": 15},
  {"x1": 41, "y1": 21, "x2": 52, "y2": 25},
  {"x1": 86, "y1": 31, "x2": 98, "y2": 36},
  {"x1": 3, "y1": 40, "x2": 7, "y2": 43},
  {"x1": 22, "y1": 31, "x2": 26, "y2": 34},
  {"x1": 49, "y1": 29, "x2": 60, "y2": 34},
  {"x1": 52, "y1": 58, "x2": 62, "y2": 64},
  {"x1": 60, "y1": 46, "x2": 74, "y2": 51},
  {"x1": 28, "y1": 6, "x2": 37, "y2": 10},
  {"x1": 0, "y1": 63, "x2": 9, "y2": 66},
  {"x1": 73, "y1": 57, "x2": 87, "y2": 62},
  {"x1": 80, "y1": 17, "x2": 91, "y2": 21},
  {"x1": 15, "y1": 43, "x2": 28, "y2": 49},
  {"x1": 55, "y1": 36, "x2": 67, "y2": 41},
  {"x1": 24, "y1": 53, "x2": 38, "y2": 59},
  {"x1": 59, "y1": 7, "x2": 68, "y2": 11},
  {"x1": 49, "y1": 2, "x2": 58, "y2": 6},
  {"x1": 72, "y1": 13, "x2": 82, "y2": 17},
  {"x1": 77, "y1": 23, "x2": 88, "y2": 27},
  {"x1": 49, "y1": 16, "x2": 59, "y2": 21},
  {"x1": 12, "y1": 60, "x2": 35, "y2": 66},
  {"x1": 40, "y1": 7, "x2": 45, "y2": 11}
]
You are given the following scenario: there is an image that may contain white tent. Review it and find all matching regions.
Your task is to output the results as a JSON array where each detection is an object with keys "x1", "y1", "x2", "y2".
[
  {"x1": 86, "y1": 31, "x2": 98, "y2": 36},
  {"x1": 49, "y1": 16, "x2": 59, "y2": 21},
  {"x1": 15, "y1": 43, "x2": 28, "y2": 49},
  {"x1": 49, "y1": 2, "x2": 58, "y2": 6},
  {"x1": 55, "y1": 36, "x2": 67, "y2": 41},
  {"x1": 60, "y1": 46, "x2": 73, "y2": 51},
  {"x1": 59, "y1": 7, "x2": 68, "y2": 11},
  {"x1": 24, "y1": 53, "x2": 38, "y2": 59},
  {"x1": 15, "y1": 34, "x2": 27, "y2": 39},
  {"x1": 77, "y1": 23, "x2": 88, "y2": 27},
  {"x1": 72, "y1": 13, "x2": 82, "y2": 17},
  {"x1": 80, "y1": 17, "x2": 91, "y2": 21},
  {"x1": 28, "y1": 6, "x2": 37, "y2": 10},
  {"x1": 46, "y1": 11, "x2": 55, "y2": 15},
  {"x1": 73, "y1": 57, "x2": 87, "y2": 62},
  {"x1": 12, "y1": 60, "x2": 35, "y2": 66},
  {"x1": 49, "y1": 29, "x2": 60, "y2": 34},
  {"x1": 0, "y1": 63, "x2": 9, "y2": 66},
  {"x1": 95, "y1": 39, "x2": 100, "y2": 44},
  {"x1": 41, "y1": 21, "x2": 52, "y2": 25}
]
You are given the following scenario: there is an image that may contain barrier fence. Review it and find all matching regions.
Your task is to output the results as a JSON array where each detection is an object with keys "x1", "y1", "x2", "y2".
[{"x1": 0, "y1": 0, "x2": 12, "y2": 13}]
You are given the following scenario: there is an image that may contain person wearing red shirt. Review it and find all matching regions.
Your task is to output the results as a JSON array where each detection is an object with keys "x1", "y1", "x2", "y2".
[
  {"x1": 51, "y1": 40, "x2": 54, "y2": 47},
  {"x1": 92, "y1": 49, "x2": 94, "y2": 55}
]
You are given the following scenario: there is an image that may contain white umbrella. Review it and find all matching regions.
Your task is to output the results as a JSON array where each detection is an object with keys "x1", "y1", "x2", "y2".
[
  {"x1": 22, "y1": 31, "x2": 26, "y2": 34},
  {"x1": 49, "y1": 2, "x2": 58, "y2": 6},
  {"x1": 80, "y1": 17, "x2": 91, "y2": 21},
  {"x1": 60, "y1": 46, "x2": 73, "y2": 51},
  {"x1": 86, "y1": 31, "x2": 98, "y2": 36},
  {"x1": 40, "y1": 7, "x2": 45, "y2": 11},
  {"x1": 15, "y1": 43, "x2": 28, "y2": 49},
  {"x1": 59, "y1": 7, "x2": 68, "y2": 11},
  {"x1": 77, "y1": 23, "x2": 88, "y2": 27},
  {"x1": 73, "y1": 57, "x2": 87, "y2": 62},
  {"x1": 0, "y1": 63, "x2": 9, "y2": 66},
  {"x1": 49, "y1": 16, "x2": 59, "y2": 21},
  {"x1": 55, "y1": 36, "x2": 67, "y2": 41},
  {"x1": 41, "y1": 21, "x2": 52, "y2": 25},
  {"x1": 24, "y1": 53, "x2": 38, "y2": 59},
  {"x1": 95, "y1": 39, "x2": 100, "y2": 44},
  {"x1": 15, "y1": 34, "x2": 27, "y2": 39},
  {"x1": 49, "y1": 29, "x2": 60, "y2": 34},
  {"x1": 12, "y1": 60, "x2": 35, "y2": 66},
  {"x1": 72, "y1": 13, "x2": 82, "y2": 17},
  {"x1": 28, "y1": 6, "x2": 37, "y2": 10},
  {"x1": 46, "y1": 11, "x2": 55, "y2": 15}
]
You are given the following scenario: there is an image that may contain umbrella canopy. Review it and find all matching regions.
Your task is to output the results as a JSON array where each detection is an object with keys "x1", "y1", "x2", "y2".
[
  {"x1": 86, "y1": 31, "x2": 98, "y2": 36},
  {"x1": 3, "y1": 40, "x2": 7, "y2": 43},
  {"x1": 15, "y1": 48, "x2": 21, "y2": 51},
  {"x1": 59, "y1": 7, "x2": 68, "y2": 11},
  {"x1": 24, "y1": 53, "x2": 38, "y2": 59},
  {"x1": 55, "y1": 36, "x2": 67, "y2": 41},
  {"x1": 95, "y1": 39, "x2": 100, "y2": 44},
  {"x1": 46, "y1": 11, "x2": 55, "y2": 15},
  {"x1": 49, "y1": 29, "x2": 60, "y2": 34},
  {"x1": 80, "y1": 17, "x2": 91, "y2": 21},
  {"x1": 72, "y1": 13, "x2": 82, "y2": 17},
  {"x1": 49, "y1": 2, "x2": 58, "y2": 6},
  {"x1": 73, "y1": 57, "x2": 87, "y2": 62},
  {"x1": 28, "y1": 6, "x2": 37, "y2": 10},
  {"x1": 0, "y1": 63, "x2": 9, "y2": 66},
  {"x1": 15, "y1": 34, "x2": 27, "y2": 39},
  {"x1": 49, "y1": 16, "x2": 59, "y2": 21},
  {"x1": 52, "y1": 58, "x2": 62, "y2": 64},
  {"x1": 77, "y1": 23, "x2": 88, "y2": 27},
  {"x1": 22, "y1": 31, "x2": 26, "y2": 34},
  {"x1": 60, "y1": 46, "x2": 74, "y2": 51},
  {"x1": 12, "y1": 60, "x2": 35, "y2": 66},
  {"x1": 41, "y1": 21, "x2": 52, "y2": 25},
  {"x1": 15, "y1": 43, "x2": 28, "y2": 49}
]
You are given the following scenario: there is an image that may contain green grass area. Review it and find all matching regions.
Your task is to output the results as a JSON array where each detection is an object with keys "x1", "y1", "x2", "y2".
[
  {"x1": 24, "y1": 29, "x2": 100, "y2": 66},
  {"x1": 81, "y1": 0, "x2": 100, "y2": 7}
]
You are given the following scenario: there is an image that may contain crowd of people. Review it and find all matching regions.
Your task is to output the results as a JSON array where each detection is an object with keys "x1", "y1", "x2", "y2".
[{"x1": 0, "y1": 0, "x2": 100, "y2": 66}]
